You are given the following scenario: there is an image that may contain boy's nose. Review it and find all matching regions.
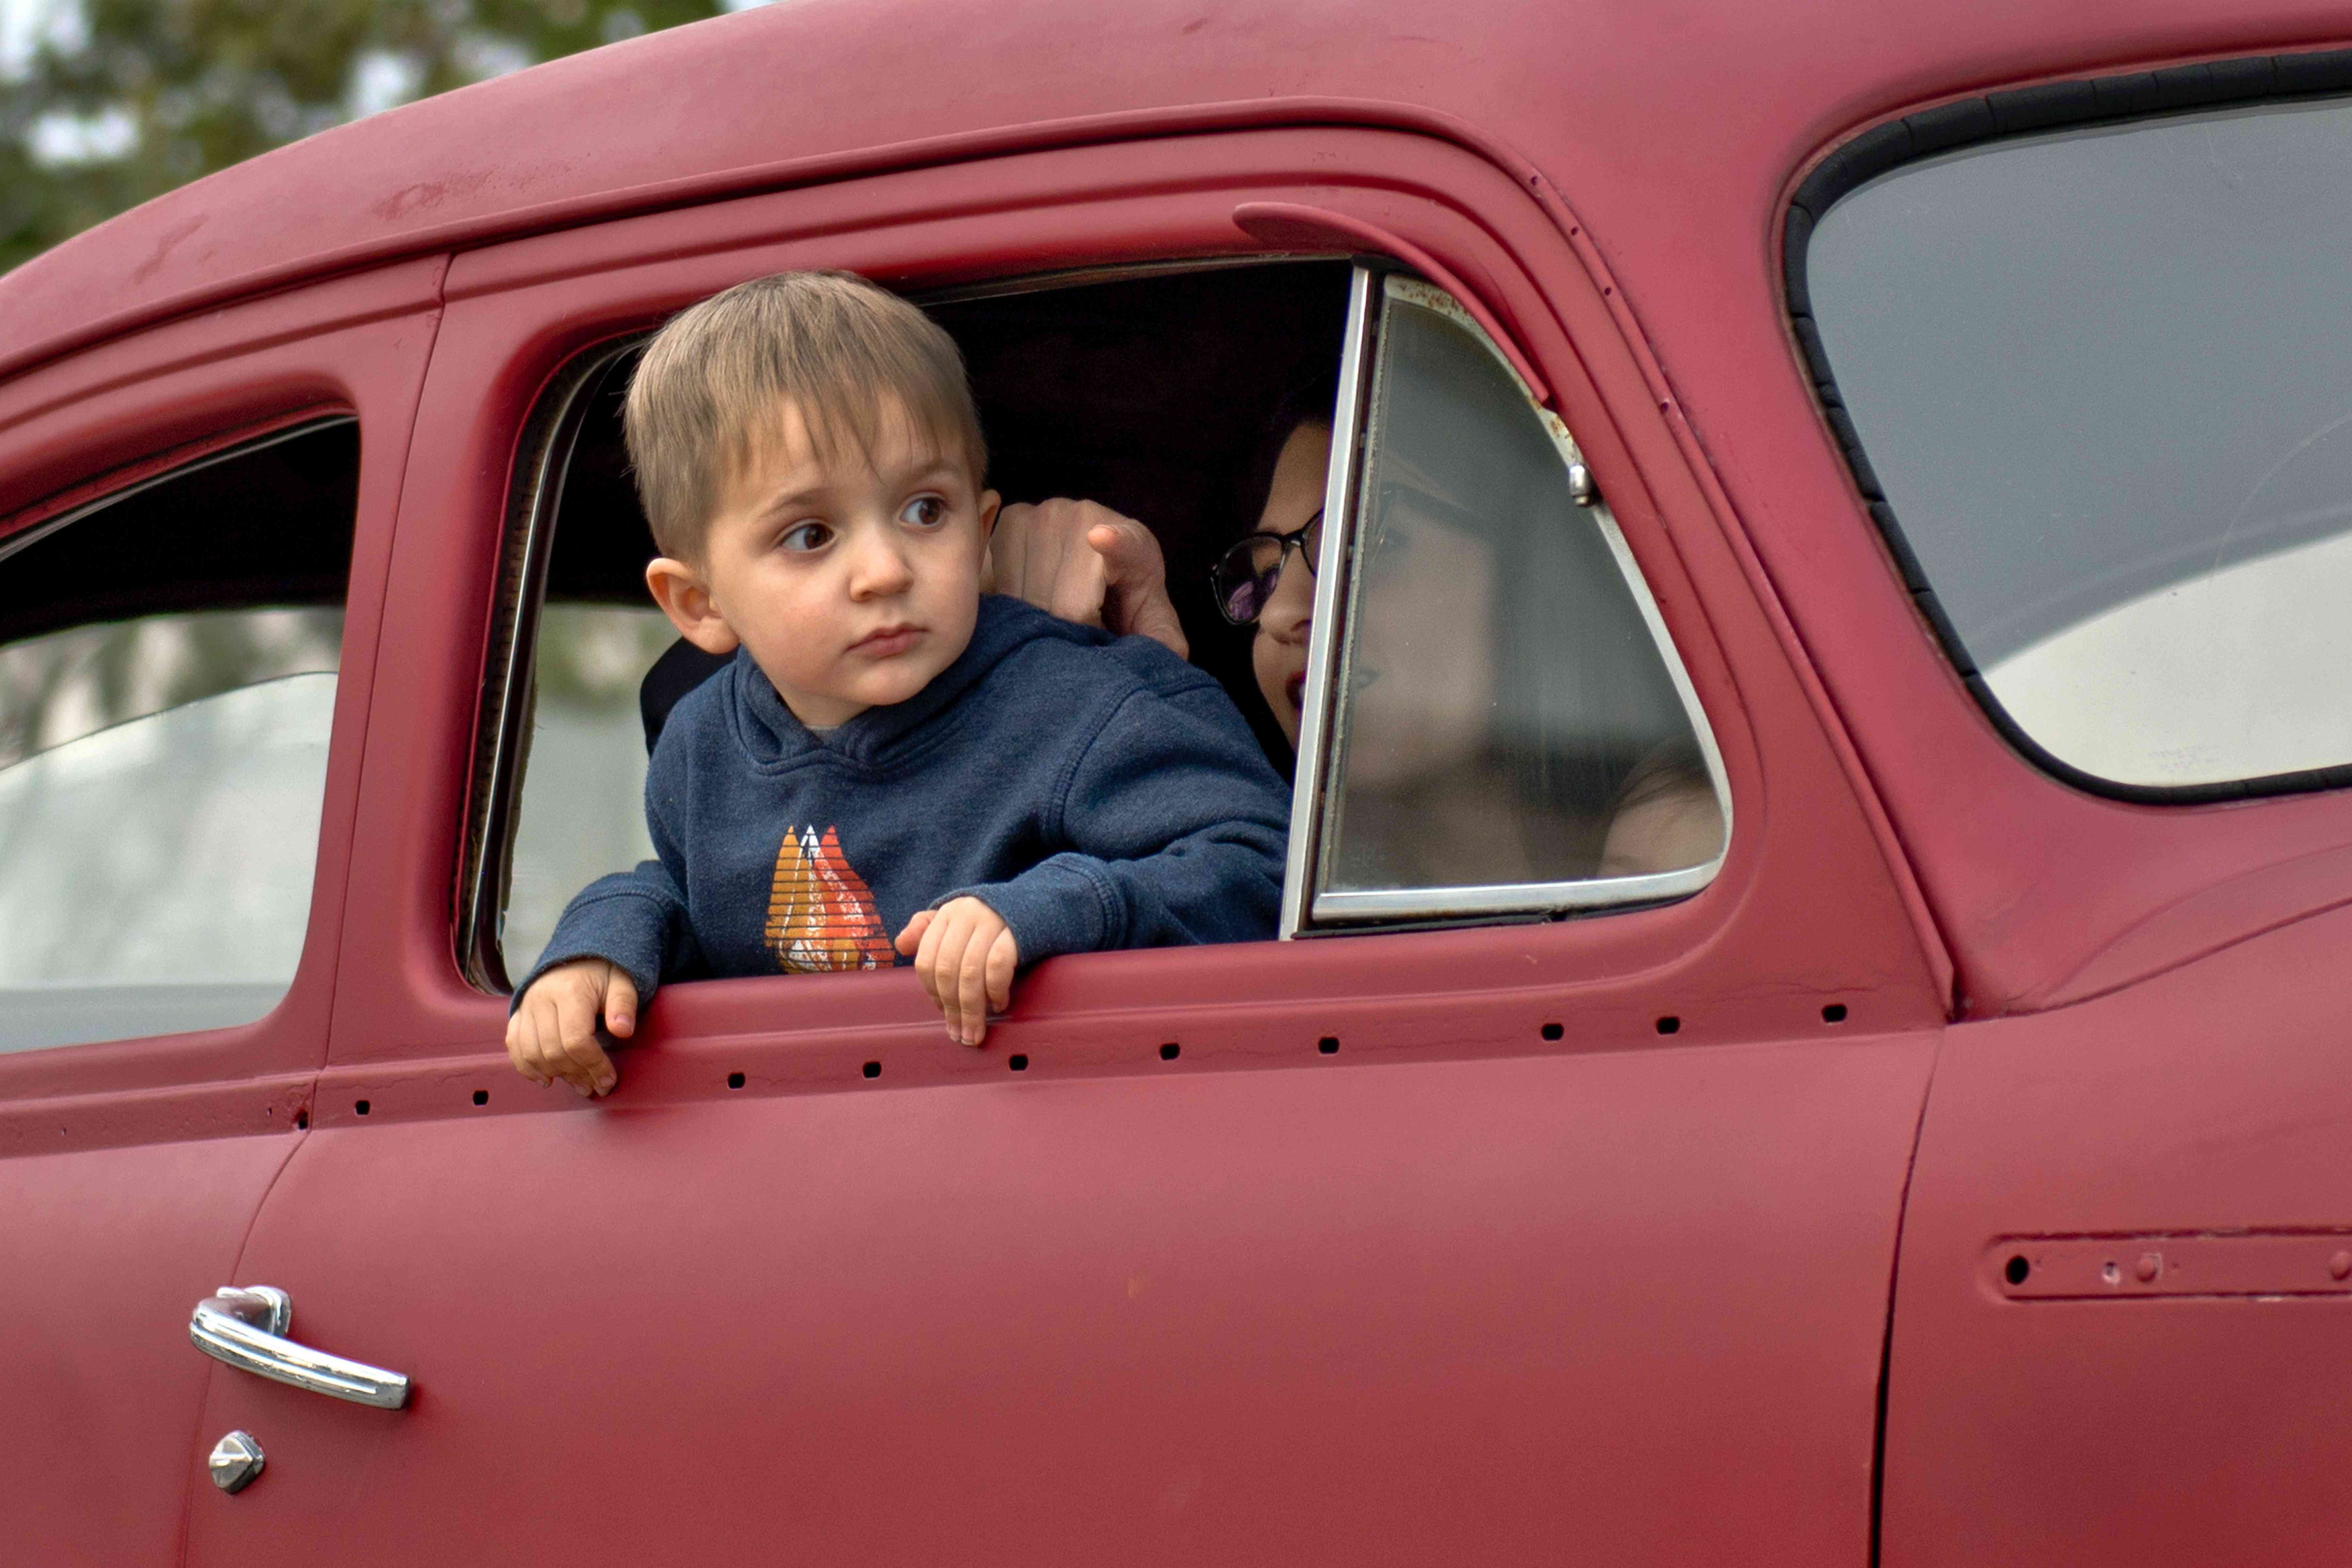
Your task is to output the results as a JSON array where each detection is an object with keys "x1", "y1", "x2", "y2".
[{"x1": 846, "y1": 529, "x2": 915, "y2": 596}]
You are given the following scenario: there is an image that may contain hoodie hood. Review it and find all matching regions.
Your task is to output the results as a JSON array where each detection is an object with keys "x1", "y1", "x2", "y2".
[{"x1": 728, "y1": 594, "x2": 1111, "y2": 769}]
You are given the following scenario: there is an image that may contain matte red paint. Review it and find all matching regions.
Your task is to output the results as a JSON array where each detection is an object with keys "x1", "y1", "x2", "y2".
[
  {"x1": 2, "y1": 1135, "x2": 302, "y2": 1562},
  {"x1": 1883, "y1": 899, "x2": 2352, "y2": 1562},
  {"x1": 195, "y1": 1042, "x2": 1932, "y2": 1566},
  {"x1": 5, "y1": 1, "x2": 2348, "y2": 1561}
]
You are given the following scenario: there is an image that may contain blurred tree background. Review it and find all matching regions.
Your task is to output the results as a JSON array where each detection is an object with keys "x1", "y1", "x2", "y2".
[{"x1": 0, "y1": 0, "x2": 737, "y2": 273}]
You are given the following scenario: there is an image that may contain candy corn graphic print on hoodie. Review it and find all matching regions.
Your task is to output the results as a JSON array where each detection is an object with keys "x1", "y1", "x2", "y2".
[
  {"x1": 765, "y1": 826, "x2": 894, "y2": 972},
  {"x1": 514, "y1": 596, "x2": 1291, "y2": 1009}
]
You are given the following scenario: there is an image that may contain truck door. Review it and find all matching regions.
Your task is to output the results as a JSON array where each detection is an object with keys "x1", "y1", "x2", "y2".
[
  {"x1": 1782, "y1": 64, "x2": 2352, "y2": 1565},
  {"x1": 0, "y1": 260, "x2": 437, "y2": 1562},
  {"x1": 185, "y1": 132, "x2": 1943, "y2": 1565}
]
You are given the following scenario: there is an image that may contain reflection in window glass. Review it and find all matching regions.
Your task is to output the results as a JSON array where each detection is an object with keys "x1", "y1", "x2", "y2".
[
  {"x1": 500, "y1": 605, "x2": 674, "y2": 978},
  {"x1": 0, "y1": 420, "x2": 355, "y2": 1052},
  {"x1": 0, "y1": 673, "x2": 335, "y2": 1048},
  {"x1": 0, "y1": 608, "x2": 341, "y2": 769},
  {"x1": 1320, "y1": 280, "x2": 1723, "y2": 904},
  {"x1": 1810, "y1": 96, "x2": 2352, "y2": 789}
]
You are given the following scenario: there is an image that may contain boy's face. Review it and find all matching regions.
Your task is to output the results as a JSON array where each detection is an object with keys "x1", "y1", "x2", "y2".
[{"x1": 648, "y1": 396, "x2": 998, "y2": 729}]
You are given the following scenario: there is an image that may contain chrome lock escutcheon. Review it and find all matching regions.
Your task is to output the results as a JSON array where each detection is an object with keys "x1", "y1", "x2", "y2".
[{"x1": 208, "y1": 1430, "x2": 265, "y2": 1494}]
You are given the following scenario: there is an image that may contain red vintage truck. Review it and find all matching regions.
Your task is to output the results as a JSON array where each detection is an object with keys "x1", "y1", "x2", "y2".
[{"x1": 8, "y1": 0, "x2": 2352, "y2": 1561}]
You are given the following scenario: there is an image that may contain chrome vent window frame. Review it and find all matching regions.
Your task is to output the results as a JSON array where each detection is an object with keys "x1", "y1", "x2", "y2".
[
  {"x1": 1289, "y1": 270, "x2": 1730, "y2": 935},
  {"x1": 1277, "y1": 264, "x2": 1378, "y2": 939}
]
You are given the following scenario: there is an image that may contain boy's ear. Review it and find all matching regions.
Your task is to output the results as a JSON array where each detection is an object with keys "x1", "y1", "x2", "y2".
[
  {"x1": 977, "y1": 489, "x2": 1002, "y2": 545},
  {"x1": 645, "y1": 557, "x2": 742, "y2": 656}
]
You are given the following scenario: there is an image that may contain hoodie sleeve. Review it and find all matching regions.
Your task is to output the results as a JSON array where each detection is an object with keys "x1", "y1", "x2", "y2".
[
  {"x1": 941, "y1": 676, "x2": 1290, "y2": 962},
  {"x1": 509, "y1": 740, "x2": 705, "y2": 1010}
]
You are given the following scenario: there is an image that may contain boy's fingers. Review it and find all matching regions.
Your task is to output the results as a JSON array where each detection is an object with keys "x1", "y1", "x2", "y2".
[
  {"x1": 604, "y1": 970, "x2": 638, "y2": 1039},
  {"x1": 947, "y1": 910, "x2": 989, "y2": 1044},
  {"x1": 532, "y1": 1014, "x2": 564, "y2": 1087},
  {"x1": 552, "y1": 988, "x2": 610, "y2": 1095},
  {"x1": 523, "y1": 1008, "x2": 559, "y2": 1086},
  {"x1": 507, "y1": 1014, "x2": 542, "y2": 1085},
  {"x1": 912, "y1": 911, "x2": 947, "y2": 1008},
  {"x1": 985, "y1": 925, "x2": 1018, "y2": 1014},
  {"x1": 927, "y1": 911, "x2": 970, "y2": 1039},
  {"x1": 893, "y1": 909, "x2": 933, "y2": 957},
  {"x1": 564, "y1": 1035, "x2": 613, "y2": 1095},
  {"x1": 956, "y1": 926, "x2": 991, "y2": 1046}
]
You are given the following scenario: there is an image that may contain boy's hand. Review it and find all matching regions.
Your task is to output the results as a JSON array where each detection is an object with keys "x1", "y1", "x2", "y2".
[
  {"x1": 895, "y1": 897, "x2": 1017, "y2": 1046},
  {"x1": 505, "y1": 959, "x2": 635, "y2": 1098},
  {"x1": 987, "y1": 498, "x2": 1188, "y2": 661}
]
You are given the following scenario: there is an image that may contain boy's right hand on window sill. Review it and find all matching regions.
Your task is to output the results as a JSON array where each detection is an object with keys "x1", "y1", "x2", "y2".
[{"x1": 507, "y1": 958, "x2": 635, "y2": 1098}]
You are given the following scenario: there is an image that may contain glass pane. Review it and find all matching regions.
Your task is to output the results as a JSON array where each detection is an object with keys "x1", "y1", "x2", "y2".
[
  {"x1": 500, "y1": 604, "x2": 674, "y2": 978},
  {"x1": 0, "y1": 419, "x2": 354, "y2": 1053},
  {"x1": 0, "y1": 673, "x2": 335, "y2": 1052},
  {"x1": 1809, "y1": 96, "x2": 2352, "y2": 789},
  {"x1": 1319, "y1": 280, "x2": 1724, "y2": 902}
]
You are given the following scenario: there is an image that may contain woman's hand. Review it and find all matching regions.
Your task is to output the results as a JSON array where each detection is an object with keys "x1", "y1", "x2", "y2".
[{"x1": 987, "y1": 498, "x2": 1188, "y2": 660}]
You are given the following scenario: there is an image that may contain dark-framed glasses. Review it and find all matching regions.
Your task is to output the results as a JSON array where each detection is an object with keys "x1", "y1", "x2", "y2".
[{"x1": 1210, "y1": 510, "x2": 1322, "y2": 626}]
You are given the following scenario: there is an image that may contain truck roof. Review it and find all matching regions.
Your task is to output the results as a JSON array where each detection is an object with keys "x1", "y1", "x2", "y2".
[{"x1": 0, "y1": 0, "x2": 2287, "y2": 383}]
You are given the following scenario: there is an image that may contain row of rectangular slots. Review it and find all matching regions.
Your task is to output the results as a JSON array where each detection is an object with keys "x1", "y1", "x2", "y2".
[
  {"x1": 711, "y1": 1002, "x2": 1853, "y2": 1091},
  {"x1": 351, "y1": 1003, "x2": 1857, "y2": 1116}
]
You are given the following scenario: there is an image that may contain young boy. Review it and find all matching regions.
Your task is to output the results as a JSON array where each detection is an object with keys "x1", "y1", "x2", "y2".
[{"x1": 506, "y1": 271, "x2": 1291, "y2": 1097}]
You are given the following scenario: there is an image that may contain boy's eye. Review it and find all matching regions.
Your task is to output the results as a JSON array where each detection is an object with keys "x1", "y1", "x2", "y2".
[
  {"x1": 900, "y1": 496, "x2": 947, "y2": 529},
  {"x1": 779, "y1": 521, "x2": 833, "y2": 553}
]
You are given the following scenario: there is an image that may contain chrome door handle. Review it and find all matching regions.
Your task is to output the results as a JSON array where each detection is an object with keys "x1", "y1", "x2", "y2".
[{"x1": 189, "y1": 1286, "x2": 411, "y2": 1410}]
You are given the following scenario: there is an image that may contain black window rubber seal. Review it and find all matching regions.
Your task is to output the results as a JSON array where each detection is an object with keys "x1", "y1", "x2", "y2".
[{"x1": 1783, "y1": 44, "x2": 2352, "y2": 807}]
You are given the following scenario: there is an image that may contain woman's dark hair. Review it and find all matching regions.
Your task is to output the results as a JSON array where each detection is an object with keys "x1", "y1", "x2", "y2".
[{"x1": 1233, "y1": 368, "x2": 1341, "y2": 543}]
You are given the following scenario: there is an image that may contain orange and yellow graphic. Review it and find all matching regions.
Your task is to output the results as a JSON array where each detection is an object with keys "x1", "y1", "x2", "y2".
[{"x1": 764, "y1": 825, "x2": 894, "y2": 973}]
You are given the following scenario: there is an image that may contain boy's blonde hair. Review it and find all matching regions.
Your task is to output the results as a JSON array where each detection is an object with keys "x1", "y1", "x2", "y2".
[{"x1": 624, "y1": 270, "x2": 987, "y2": 558}]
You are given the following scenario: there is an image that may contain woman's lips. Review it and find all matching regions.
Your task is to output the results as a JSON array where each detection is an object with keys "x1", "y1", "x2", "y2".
[{"x1": 853, "y1": 626, "x2": 922, "y2": 657}]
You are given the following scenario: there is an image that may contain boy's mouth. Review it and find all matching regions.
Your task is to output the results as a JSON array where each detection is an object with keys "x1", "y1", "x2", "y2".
[
  {"x1": 851, "y1": 624, "x2": 923, "y2": 657},
  {"x1": 1285, "y1": 672, "x2": 1306, "y2": 711}
]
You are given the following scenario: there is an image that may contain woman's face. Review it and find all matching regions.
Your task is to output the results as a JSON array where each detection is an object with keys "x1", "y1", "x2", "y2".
[{"x1": 1251, "y1": 423, "x2": 1331, "y2": 748}]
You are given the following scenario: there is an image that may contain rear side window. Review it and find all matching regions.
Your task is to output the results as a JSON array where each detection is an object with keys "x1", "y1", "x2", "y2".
[
  {"x1": 0, "y1": 421, "x2": 354, "y2": 1051},
  {"x1": 1804, "y1": 90, "x2": 2352, "y2": 795}
]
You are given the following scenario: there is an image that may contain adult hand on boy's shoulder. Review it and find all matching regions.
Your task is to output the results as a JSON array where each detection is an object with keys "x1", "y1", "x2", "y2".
[
  {"x1": 895, "y1": 897, "x2": 1018, "y2": 1048},
  {"x1": 506, "y1": 958, "x2": 635, "y2": 1098},
  {"x1": 988, "y1": 498, "x2": 1188, "y2": 661}
]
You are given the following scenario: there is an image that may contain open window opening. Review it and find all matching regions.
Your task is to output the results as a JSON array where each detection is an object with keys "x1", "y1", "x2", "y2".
[
  {"x1": 0, "y1": 419, "x2": 357, "y2": 1051},
  {"x1": 465, "y1": 257, "x2": 1728, "y2": 990},
  {"x1": 470, "y1": 263, "x2": 1351, "y2": 988}
]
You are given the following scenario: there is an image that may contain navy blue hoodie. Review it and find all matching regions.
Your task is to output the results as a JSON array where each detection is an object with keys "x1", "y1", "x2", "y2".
[{"x1": 519, "y1": 596, "x2": 1291, "y2": 1004}]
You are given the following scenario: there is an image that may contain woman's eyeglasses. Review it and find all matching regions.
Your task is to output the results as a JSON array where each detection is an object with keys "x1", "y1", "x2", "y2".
[{"x1": 1210, "y1": 510, "x2": 1321, "y2": 626}]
